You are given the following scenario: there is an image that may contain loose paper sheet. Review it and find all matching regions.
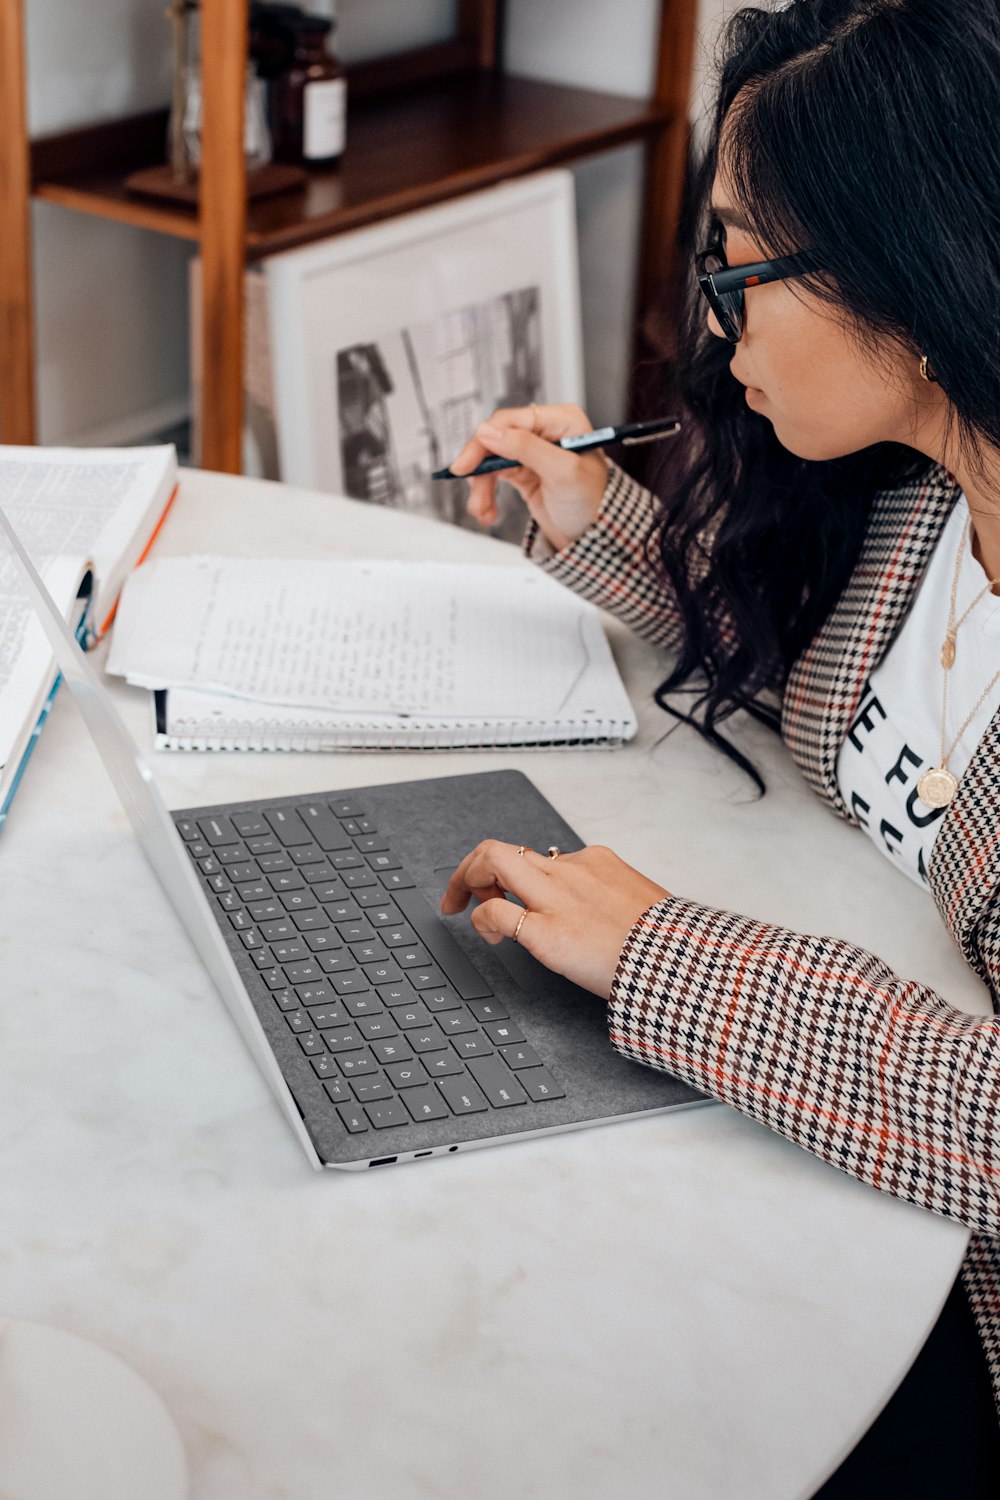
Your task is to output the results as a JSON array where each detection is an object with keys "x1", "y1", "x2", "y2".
[{"x1": 107, "y1": 557, "x2": 610, "y2": 722}]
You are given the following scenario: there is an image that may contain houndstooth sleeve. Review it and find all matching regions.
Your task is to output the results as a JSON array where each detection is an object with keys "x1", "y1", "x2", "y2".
[
  {"x1": 521, "y1": 462, "x2": 687, "y2": 652},
  {"x1": 610, "y1": 895, "x2": 1000, "y2": 1235}
]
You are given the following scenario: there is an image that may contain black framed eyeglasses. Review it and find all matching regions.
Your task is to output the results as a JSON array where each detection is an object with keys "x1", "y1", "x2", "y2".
[{"x1": 696, "y1": 235, "x2": 821, "y2": 343}]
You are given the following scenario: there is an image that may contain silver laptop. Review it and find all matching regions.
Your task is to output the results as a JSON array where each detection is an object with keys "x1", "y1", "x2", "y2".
[{"x1": 0, "y1": 507, "x2": 703, "y2": 1171}]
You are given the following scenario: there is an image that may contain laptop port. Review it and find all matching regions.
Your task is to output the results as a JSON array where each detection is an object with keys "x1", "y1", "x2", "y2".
[{"x1": 369, "y1": 1156, "x2": 397, "y2": 1167}]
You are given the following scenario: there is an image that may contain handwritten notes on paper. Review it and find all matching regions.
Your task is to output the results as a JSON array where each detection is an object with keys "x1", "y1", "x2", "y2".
[{"x1": 107, "y1": 557, "x2": 602, "y2": 722}]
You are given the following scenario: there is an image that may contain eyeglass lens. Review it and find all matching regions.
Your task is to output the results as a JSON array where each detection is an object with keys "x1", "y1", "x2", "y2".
[{"x1": 704, "y1": 249, "x2": 743, "y2": 341}]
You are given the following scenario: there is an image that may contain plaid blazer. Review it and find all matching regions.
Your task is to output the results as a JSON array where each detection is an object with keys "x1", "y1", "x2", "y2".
[{"x1": 529, "y1": 460, "x2": 1000, "y2": 1415}]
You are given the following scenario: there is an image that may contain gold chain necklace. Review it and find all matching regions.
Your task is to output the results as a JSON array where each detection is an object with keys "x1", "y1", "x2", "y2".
[{"x1": 916, "y1": 513, "x2": 1000, "y2": 809}]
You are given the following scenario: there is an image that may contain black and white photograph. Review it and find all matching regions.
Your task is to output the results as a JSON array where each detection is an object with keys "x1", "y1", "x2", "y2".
[{"x1": 336, "y1": 286, "x2": 543, "y2": 541}]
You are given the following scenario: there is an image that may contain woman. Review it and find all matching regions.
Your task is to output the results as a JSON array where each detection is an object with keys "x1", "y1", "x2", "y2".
[{"x1": 441, "y1": 0, "x2": 1000, "y2": 1491}]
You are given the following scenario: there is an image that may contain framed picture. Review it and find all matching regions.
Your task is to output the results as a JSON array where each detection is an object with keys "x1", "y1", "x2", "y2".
[{"x1": 265, "y1": 170, "x2": 584, "y2": 541}]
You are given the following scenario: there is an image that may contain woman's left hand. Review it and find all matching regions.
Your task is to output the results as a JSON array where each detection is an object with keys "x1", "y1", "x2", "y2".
[{"x1": 439, "y1": 841, "x2": 671, "y2": 999}]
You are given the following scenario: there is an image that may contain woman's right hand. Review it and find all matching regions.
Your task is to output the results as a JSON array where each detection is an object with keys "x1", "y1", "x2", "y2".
[{"x1": 449, "y1": 403, "x2": 610, "y2": 553}]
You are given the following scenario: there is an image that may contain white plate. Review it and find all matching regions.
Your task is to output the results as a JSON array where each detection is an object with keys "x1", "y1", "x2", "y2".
[{"x1": 0, "y1": 1318, "x2": 188, "y2": 1500}]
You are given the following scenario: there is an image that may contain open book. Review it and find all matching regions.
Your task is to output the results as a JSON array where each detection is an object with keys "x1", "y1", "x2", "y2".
[
  {"x1": 106, "y1": 556, "x2": 637, "y2": 751},
  {"x1": 0, "y1": 445, "x2": 178, "y2": 824}
]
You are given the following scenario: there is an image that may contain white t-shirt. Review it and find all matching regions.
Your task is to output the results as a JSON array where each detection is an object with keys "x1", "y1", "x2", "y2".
[{"x1": 835, "y1": 494, "x2": 1000, "y2": 889}]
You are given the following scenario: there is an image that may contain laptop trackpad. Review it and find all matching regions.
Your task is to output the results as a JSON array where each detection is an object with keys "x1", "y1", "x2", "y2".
[{"x1": 431, "y1": 865, "x2": 548, "y2": 993}]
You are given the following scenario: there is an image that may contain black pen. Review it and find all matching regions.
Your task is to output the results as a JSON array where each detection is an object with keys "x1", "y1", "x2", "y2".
[{"x1": 431, "y1": 415, "x2": 683, "y2": 480}]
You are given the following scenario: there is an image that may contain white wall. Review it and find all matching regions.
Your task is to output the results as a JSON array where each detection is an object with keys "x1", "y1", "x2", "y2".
[{"x1": 21, "y1": 0, "x2": 733, "y2": 447}]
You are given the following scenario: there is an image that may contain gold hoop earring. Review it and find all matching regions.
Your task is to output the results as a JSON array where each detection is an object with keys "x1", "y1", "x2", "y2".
[{"x1": 919, "y1": 353, "x2": 938, "y2": 383}]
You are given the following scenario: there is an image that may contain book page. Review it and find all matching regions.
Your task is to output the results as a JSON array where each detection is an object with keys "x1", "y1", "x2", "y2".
[
  {"x1": 0, "y1": 552, "x2": 82, "y2": 766},
  {"x1": 0, "y1": 446, "x2": 176, "y2": 626},
  {"x1": 107, "y1": 557, "x2": 614, "y2": 722}
]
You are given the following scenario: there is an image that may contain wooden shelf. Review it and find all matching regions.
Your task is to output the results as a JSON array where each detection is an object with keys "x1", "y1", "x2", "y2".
[{"x1": 32, "y1": 73, "x2": 671, "y2": 260}]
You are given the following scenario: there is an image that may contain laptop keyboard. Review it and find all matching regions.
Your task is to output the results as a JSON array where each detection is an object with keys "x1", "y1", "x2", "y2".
[{"x1": 174, "y1": 795, "x2": 565, "y2": 1137}]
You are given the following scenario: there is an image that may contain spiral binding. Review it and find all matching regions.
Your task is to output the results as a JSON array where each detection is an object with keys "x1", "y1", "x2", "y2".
[{"x1": 158, "y1": 712, "x2": 629, "y2": 753}]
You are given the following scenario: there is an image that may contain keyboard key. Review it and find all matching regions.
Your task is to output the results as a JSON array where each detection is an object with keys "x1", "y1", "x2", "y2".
[
  {"x1": 421, "y1": 1050, "x2": 465, "y2": 1077},
  {"x1": 371, "y1": 1038, "x2": 412, "y2": 1064},
  {"x1": 380, "y1": 924, "x2": 415, "y2": 946},
  {"x1": 437, "y1": 1076, "x2": 488, "y2": 1115},
  {"x1": 285, "y1": 961, "x2": 323, "y2": 985},
  {"x1": 290, "y1": 844, "x2": 325, "y2": 865},
  {"x1": 355, "y1": 835, "x2": 389, "y2": 854},
  {"x1": 316, "y1": 951, "x2": 356, "y2": 975},
  {"x1": 356, "y1": 888, "x2": 396, "y2": 910},
  {"x1": 280, "y1": 890, "x2": 317, "y2": 913},
  {"x1": 305, "y1": 930, "x2": 342, "y2": 952},
  {"x1": 264, "y1": 807, "x2": 311, "y2": 845},
  {"x1": 344, "y1": 868, "x2": 376, "y2": 889},
  {"x1": 336, "y1": 1102, "x2": 368, "y2": 1133},
  {"x1": 439, "y1": 1012, "x2": 478, "y2": 1036},
  {"x1": 175, "y1": 818, "x2": 200, "y2": 840},
  {"x1": 237, "y1": 881, "x2": 270, "y2": 902},
  {"x1": 227, "y1": 861, "x2": 257, "y2": 882},
  {"x1": 259, "y1": 967, "x2": 289, "y2": 990},
  {"x1": 362, "y1": 960, "x2": 403, "y2": 987},
  {"x1": 337, "y1": 1049, "x2": 378, "y2": 1078},
  {"x1": 395, "y1": 945, "x2": 432, "y2": 969},
  {"x1": 402, "y1": 1085, "x2": 450, "y2": 1122},
  {"x1": 326, "y1": 898, "x2": 362, "y2": 923},
  {"x1": 499, "y1": 1044, "x2": 543, "y2": 1070},
  {"x1": 294, "y1": 908, "x2": 330, "y2": 931},
  {"x1": 331, "y1": 973, "x2": 370, "y2": 996},
  {"x1": 217, "y1": 891, "x2": 242, "y2": 913},
  {"x1": 395, "y1": 1004, "x2": 432, "y2": 1030},
  {"x1": 379, "y1": 871, "x2": 415, "y2": 891},
  {"x1": 261, "y1": 917, "x2": 297, "y2": 942},
  {"x1": 452, "y1": 1035, "x2": 493, "y2": 1058},
  {"x1": 271, "y1": 988, "x2": 298, "y2": 1011},
  {"x1": 367, "y1": 852, "x2": 401, "y2": 872},
  {"x1": 332, "y1": 851, "x2": 364, "y2": 870},
  {"x1": 351, "y1": 1076, "x2": 394, "y2": 1103},
  {"x1": 232, "y1": 811, "x2": 269, "y2": 837},
  {"x1": 269, "y1": 870, "x2": 305, "y2": 893},
  {"x1": 469, "y1": 999, "x2": 509, "y2": 1023},
  {"x1": 323, "y1": 1028, "x2": 364, "y2": 1053},
  {"x1": 297, "y1": 1031, "x2": 325, "y2": 1056},
  {"x1": 216, "y1": 843, "x2": 250, "y2": 865},
  {"x1": 376, "y1": 981, "x2": 419, "y2": 1009},
  {"x1": 365, "y1": 1098, "x2": 411, "y2": 1130},
  {"x1": 337, "y1": 918, "x2": 375, "y2": 943},
  {"x1": 247, "y1": 834, "x2": 280, "y2": 855},
  {"x1": 206, "y1": 872, "x2": 229, "y2": 894},
  {"x1": 311, "y1": 882, "x2": 350, "y2": 904},
  {"x1": 422, "y1": 988, "x2": 463, "y2": 1014},
  {"x1": 299, "y1": 802, "x2": 352, "y2": 852},
  {"x1": 385, "y1": 1059, "x2": 429, "y2": 1090},
  {"x1": 311, "y1": 1054, "x2": 338, "y2": 1080},
  {"x1": 328, "y1": 798, "x2": 364, "y2": 818},
  {"x1": 394, "y1": 890, "x2": 494, "y2": 1000},
  {"x1": 484, "y1": 1020, "x2": 526, "y2": 1046},
  {"x1": 249, "y1": 897, "x2": 284, "y2": 921},
  {"x1": 409, "y1": 1025, "x2": 447, "y2": 1054},
  {"x1": 229, "y1": 909, "x2": 253, "y2": 931},
  {"x1": 359, "y1": 1015, "x2": 397, "y2": 1040},
  {"x1": 295, "y1": 982, "x2": 334, "y2": 1007},
  {"x1": 302, "y1": 863, "x2": 339, "y2": 884},
  {"x1": 351, "y1": 939, "x2": 389, "y2": 964},
  {"x1": 198, "y1": 856, "x2": 222, "y2": 877},
  {"x1": 322, "y1": 1075, "x2": 351, "y2": 1101},
  {"x1": 257, "y1": 851, "x2": 292, "y2": 873},
  {"x1": 468, "y1": 1055, "x2": 529, "y2": 1108},
  {"x1": 270, "y1": 939, "x2": 309, "y2": 965},
  {"x1": 309, "y1": 1005, "x2": 351, "y2": 1030},
  {"x1": 342, "y1": 992, "x2": 382, "y2": 1017},
  {"x1": 251, "y1": 947, "x2": 275, "y2": 967},
  {"x1": 408, "y1": 967, "x2": 447, "y2": 991},
  {"x1": 520, "y1": 1068, "x2": 565, "y2": 1102},
  {"x1": 284, "y1": 1009, "x2": 310, "y2": 1032},
  {"x1": 198, "y1": 814, "x2": 238, "y2": 846}
]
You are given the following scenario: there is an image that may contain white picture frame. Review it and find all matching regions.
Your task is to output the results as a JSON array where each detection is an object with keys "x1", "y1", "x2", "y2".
[{"x1": 264, "y1": 170, "x2": 585, "y2": 539}]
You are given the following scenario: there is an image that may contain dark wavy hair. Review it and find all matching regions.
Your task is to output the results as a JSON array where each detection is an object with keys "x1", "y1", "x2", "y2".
[{"x1": 644, "y1": 0, "x2": 1000, "y2": 792}]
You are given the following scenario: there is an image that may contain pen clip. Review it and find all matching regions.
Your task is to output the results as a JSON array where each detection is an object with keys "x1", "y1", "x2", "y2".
[{"x1": 621, "y1": 420, "x2": 682, "y2": 446}]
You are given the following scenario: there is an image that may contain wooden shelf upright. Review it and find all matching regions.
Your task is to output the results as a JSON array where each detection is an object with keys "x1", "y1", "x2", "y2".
[{"x1": 0, "y1": 0, "x2": 697, "y2": 474}]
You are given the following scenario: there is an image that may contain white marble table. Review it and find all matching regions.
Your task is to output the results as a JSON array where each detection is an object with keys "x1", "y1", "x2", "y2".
[{"x1": 0, "y1": 469, "x2": 988, "y2": 1499}]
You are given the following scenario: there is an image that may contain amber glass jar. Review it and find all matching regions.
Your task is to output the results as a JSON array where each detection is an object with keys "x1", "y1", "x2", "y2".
[{"x1": 270, "y1": 14, "x2": 347, "y2": 167}]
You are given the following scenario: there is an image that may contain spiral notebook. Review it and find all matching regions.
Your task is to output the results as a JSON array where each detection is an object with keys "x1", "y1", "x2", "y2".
[{"x1": 106, "y1": 556, "x2": 637, "y2": 752}]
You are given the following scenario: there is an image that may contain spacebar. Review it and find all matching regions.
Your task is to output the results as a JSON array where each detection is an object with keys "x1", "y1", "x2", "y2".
[{"x1": 394, "y1": 889, "x2": 493, "y2": 1000}]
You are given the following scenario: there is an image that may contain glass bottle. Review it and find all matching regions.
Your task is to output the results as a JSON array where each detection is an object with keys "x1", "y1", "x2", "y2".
[{"x1": 271, "y1": 15, "x2": 347, "y2": 167}]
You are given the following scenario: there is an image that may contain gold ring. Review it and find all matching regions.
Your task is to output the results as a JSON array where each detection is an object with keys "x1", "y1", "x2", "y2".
[
  {"x1": 547, "y1": 846, "x2": 561, "y2": 859},
  {"x1": 513, "y1": 908, "x2": 528, "y2": 943},
  {"x1": 530, "y1": 402, "x2": 540, "y2": 431}
]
